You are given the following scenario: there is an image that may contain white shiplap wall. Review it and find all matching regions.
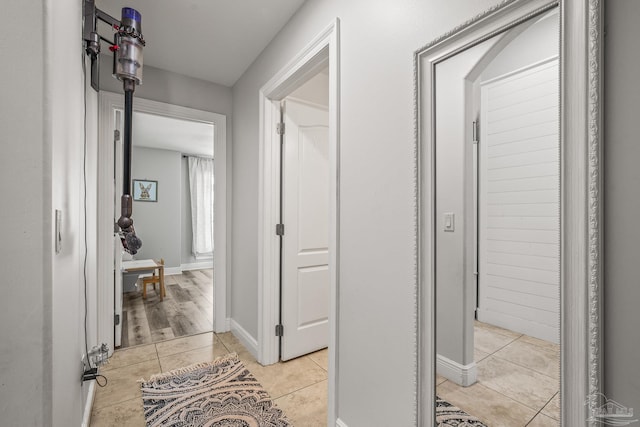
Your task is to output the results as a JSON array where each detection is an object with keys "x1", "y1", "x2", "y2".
[{"x1": 478, "y1": 58, "x2": 560, "y2": 343}]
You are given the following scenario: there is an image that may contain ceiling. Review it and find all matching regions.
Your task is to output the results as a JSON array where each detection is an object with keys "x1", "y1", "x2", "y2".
[
  {"x1": 133, "y1": 112, "x2": 214, "y2": 157},
  {"x1": 95, "y1": 0, "x2": 307, "y2": 87}
]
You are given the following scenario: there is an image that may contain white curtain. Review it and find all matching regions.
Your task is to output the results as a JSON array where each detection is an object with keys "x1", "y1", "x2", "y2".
[{"x1": 188, "y1": 156, "x2": 214, "y2": 259}]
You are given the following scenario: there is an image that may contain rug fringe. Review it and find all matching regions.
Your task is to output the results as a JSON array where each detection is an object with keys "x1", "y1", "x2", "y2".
[{"x1": 140, "y1": 352, "x2": 239, "y2": 384}]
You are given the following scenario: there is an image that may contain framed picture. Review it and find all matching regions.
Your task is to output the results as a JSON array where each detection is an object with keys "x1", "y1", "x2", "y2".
[{"x1": 133, "y1": 179, "x2": 158, "y2": 202}]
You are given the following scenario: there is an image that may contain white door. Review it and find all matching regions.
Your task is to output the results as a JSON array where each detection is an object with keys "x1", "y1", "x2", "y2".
[
  {"x1": 114, "y1": 110, "x2": 124, "y2": 347},
  {"x1": 478, "y1": 59, "x2": 560, "y2": 343},
  {"x1": 280, "y1": 99, "x2": 330, "y2": 361}
]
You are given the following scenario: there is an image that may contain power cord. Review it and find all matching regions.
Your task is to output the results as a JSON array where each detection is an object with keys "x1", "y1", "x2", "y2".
[
  {"x1": 82, "y1": 369, "x2": 108, "y2": 387},
  {"x1": 82, "y1": 49, "x2": 108, "y2": 389},
  {"x1": 82, "y1": 50, "x2": 91, "y2": 371}
]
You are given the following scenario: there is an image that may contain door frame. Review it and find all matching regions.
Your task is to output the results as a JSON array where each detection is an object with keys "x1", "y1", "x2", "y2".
[
  {"x1": 97, "y1": 92, "x2": 229, "y2": 356},
  {"x1": 257, "y1": 18, "x2": 340, "y2": 425}
]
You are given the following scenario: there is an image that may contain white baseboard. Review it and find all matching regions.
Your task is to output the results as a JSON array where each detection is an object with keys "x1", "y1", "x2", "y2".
[
  {"x1": 436, "y1": 354, "x2": 477, "y2": 387},
  {"x1": 164, "y1": 266, "x2": 183, "y2": 275},
  {"x1": 81, "y1": 380, "x2": 96, "y2": 427},
  {"x1": 336, "y1": 418, "x2": 349, "y2": 427},
  {"x1": 230, "y1": 319, "x2": 259, "y2": 360},
  {"x1": 181, "y1": 261, "x2": 214, "y2": 271}
]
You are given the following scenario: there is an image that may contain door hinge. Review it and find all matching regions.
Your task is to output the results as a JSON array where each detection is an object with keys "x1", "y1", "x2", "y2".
[
  {"x1": 276, "y1": 122, "x2": 285, "y2": 135},
  {"x1": 275, "y1": 324, "x2": 284, "y2": 337},
  {"x1": 472, "y1": 121, "x2": 479, "y2": 144},
  {"x1": 114, "y1": 313, "x2": 120, "y2": 326},
  {"x1": 114, "y1": 129, "x2": 121, "y2": 141},
  {"x1": 276, "y1": 224, "x2": 285, "y2": 236}
]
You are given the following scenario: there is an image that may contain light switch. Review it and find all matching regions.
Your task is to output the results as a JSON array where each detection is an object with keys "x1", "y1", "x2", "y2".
[
  {"x1": 55, "y1": 210, "x2": 62, "y2": 254},
  {"x1": 444, "y1": 212, "x2": 455, "y2": 232}
]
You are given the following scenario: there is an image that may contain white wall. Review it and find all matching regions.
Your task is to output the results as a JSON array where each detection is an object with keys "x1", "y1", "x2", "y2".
[
  {"x1": 231, "y1": 0, "x2": 499, "y2": 424},
  {"x1": 50, "y1": 2, "x2": 99, "y2": 424},
  {"x1": 100, "y1": 59, "x2": 233, "y2": 118},
  {"x1": 434, "y1": 37, "x2": 499, "y2": 368},
  {"x1": 0, "y1": 2, "x2": 51, "y2": 425},
  {"x1": 0, "y1": 0, "x2": 97, "y2": 425},
  {"x1": 1, "y1": 1, "x2": 101, "y2": 424},
  {"x1": 604, "y1": 0, "x2": 640, "y2": 411},
  {"x1": 131, "y1": 147, "x2": 182, "y2": 268}
]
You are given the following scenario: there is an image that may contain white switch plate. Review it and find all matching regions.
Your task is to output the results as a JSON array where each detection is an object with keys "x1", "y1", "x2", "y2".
[
  {"x1": 444, "y1": 212, "x2": 455, "y2": 232},
  {"x1": 55, "y1": 209, "x2": 62, "y2": 254}
]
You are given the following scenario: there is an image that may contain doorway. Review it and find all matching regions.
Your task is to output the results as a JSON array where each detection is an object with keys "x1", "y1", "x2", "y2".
[
  {"x1": 97, "y1": 93, "x2": 228, "y2": 356},
  {"x1": 279, "y1": 73, "x2": 330, "y2": 361},
  {"x1": 257, "y1": 18, "x2": 340, "y2": 425},
  {"x1": 117, "y1": 111, "x2": 216, "y2": 348}
]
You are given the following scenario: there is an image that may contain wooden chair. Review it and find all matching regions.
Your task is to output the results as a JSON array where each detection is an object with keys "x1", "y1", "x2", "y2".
[{"x1": 142, "y1": 258, "x2": 166, "y2": 300}]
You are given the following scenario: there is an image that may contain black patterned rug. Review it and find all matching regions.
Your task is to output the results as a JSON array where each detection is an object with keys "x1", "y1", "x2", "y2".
[
  {"x1": 140, "y1": 354, "x2": 290, "y2": 426},
  {"x1": 436, "y1": 396, "x2": 488, "y2": 426}
]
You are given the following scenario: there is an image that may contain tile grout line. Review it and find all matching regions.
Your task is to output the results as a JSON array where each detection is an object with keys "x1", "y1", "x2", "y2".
[
  {"x1": 307, "y1": 353, "x2": 328, "y2": 372},
  {"x1": 155, "y1": 332, "x2": 217, "y2": 360},
  {"x1": 272, "y1": 378, "x2": 329, "y2": 402},
  {"x1": 101, "y1": 356, "x2": 159, "y2": 374},
  {"x1": 438, "y1": 381, "x2": 537, "y2": 427},
  {"x1": 478, "y1": 330, "x2": 561, "y2": 382},
  {"x1": 92, "y1": 396, "x2": 142, "y2": 413},
  {"x1": 479, "y1": 334, "x2": 523, "y2": 358},
  {"x1": 499, "y1": 334, "x2": 560, "y2": 354},
  {"x1": 523, "y1": 392, "x2": 559, "y2": 426},
  {"x1": 490, "y1": 352, "x2": 559, "y2": 381},
  {"x1": 473, "y1": 377, "x2": 553, "y2": 415}
]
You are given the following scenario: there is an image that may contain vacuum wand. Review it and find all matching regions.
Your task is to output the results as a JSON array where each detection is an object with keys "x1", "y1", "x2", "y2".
[
  {"x1": 123, "y1": 88, "x2": 134, "y2": 194},
  {"x1": 113, "y1": 7, "x2": 145, "y2": 254},
  {"x1": 117, "y1": 85, "x2": 141, "y2": 254}
]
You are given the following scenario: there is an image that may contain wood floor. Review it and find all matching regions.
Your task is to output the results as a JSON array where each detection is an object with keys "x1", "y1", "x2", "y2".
[{"x1": 120, "y1": 269, "x2": 213, "y2": 349}]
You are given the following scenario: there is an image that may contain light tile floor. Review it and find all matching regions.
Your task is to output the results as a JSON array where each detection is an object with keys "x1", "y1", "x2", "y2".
[
  {"x1": 90, "y1": 332, "x2": 329, "y2": 426},
  {"x1": 91, "y1": 322, "x2": 559, "y2": 426},
  {"x1": 437, "y1": 321, "x2": 560, "y2": 427}
]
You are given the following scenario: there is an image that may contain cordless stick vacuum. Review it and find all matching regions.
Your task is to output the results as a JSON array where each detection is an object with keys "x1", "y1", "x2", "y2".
[
  {"x1": 114, "y1": 7, "x2": 144, "y2": 254},
  {"x1": 81, "y1": 3, "x2": 146, "y2": 376},
  {"x1": 84, "y1": 3, "x2": 145, "y2": 254}
]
